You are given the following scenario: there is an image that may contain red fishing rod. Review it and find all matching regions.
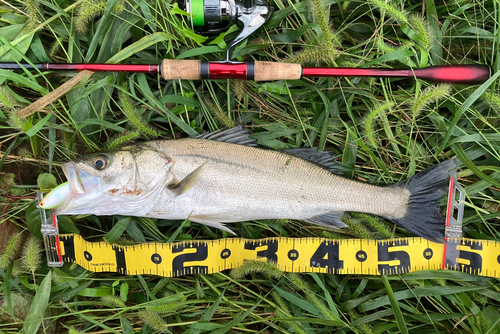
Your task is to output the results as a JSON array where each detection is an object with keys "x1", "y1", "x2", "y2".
[
  {"x1": 0, "y1": 61, "x2": 491, "y2": 84},
  {"x1": 0, "y1": 0, "x2": 491, "y2": 85}
]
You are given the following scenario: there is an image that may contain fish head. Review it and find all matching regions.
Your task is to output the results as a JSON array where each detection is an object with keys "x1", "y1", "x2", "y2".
[{"x1": 54, "y1": 147, "x2": 174, "y2": 215}]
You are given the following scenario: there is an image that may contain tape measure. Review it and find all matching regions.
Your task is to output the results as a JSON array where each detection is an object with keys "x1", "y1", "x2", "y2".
[
  {"x1": 39, "y1": 177, "x2": 499, "y2": 278},
  {"x1": 43, "y1": 233, "x2": 499, "y2": 278}
]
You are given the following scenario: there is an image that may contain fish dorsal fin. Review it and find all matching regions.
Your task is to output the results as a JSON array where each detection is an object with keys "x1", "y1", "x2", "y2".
[
  {"x1": 193, "y1": 126, "x2": 258, "y2": 147},
  {"x1": 285, "y1": 148, "x2": 344, "y2": 175},
  {"x1": 168, "y1": 160, "x2": 208, "y2": 196},
  {"x1": 303, "y1": 212, "x2": 348, "y2": 228}
]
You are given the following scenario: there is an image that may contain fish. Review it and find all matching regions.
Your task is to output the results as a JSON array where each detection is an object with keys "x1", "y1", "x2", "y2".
[{"x1": 41, "y1": 127, "x2": 457, "y2": 242}]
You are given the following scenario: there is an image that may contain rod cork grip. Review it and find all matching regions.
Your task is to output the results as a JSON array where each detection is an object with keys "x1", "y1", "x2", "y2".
[
  {"x1": 161, "y1": 59, "x2": 201, "y2": 80},
  {"x1": 254, "y1": 61, "x2": 302, "y2": 81}
]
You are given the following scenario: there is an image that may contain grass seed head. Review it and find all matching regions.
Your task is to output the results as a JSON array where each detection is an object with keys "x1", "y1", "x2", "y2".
[
  {"x1": 107, "y1": 131, "x2": 141, "y2": 150},
  {"x1": 75, "y1": 0, "x2": 125, "y2": 33},
  {"x1": 0, "y1": 233, "x2": 22, "y2": 270},
  {"x1": 310, "y1": 0, "x2": 341, "y2": 49},
  {"x1": 482, "y1": 92, "x2": 500, "y2": 114},
  {"x1": 0, "y1": 86, "x2": 19, "y2": 111},
  {"x1": 411, "y1": 84, "x2": 452, "y2": 119},
  {"x1": 408, "y1": 14, "x2": 432, "y2": 51},
  {"x1": 6, "y1": 111, "x2": 27, "y2": 132},
  {"x1": 24, "y1": 0, "x2": 41, "y2": 31},
  {"x1": 367, "y1": 0, "x2": 408, "y2": 24},
  {"x1": 376, "y1": 38, "x2": 397, "y2": 54},
  {"x1": 363, "y1": 102, "x2": 394, "y2": 148},
  {"x1": 348, "y1": 310, "x2": 373, "y2": 334},
  {"x1": 286, "y1": 47, "x2": 338, "y2": 65},
  {"x1": 343, "y1": 215, "x2": 374, "y2": 239},
  {"x1": 230, "y1": 260, "x2": 282, "y2": 279},
  {"x1": 272, "y1": 291, "x2": 307, "y2": 334},
  {"x1": 21, "y1": 235, "x2": 42, "y2": 273},
  {"x1": 138, "y1": 310, "x2": 170, "y2": 333},
  {"x1": 101, "y1": 295, "x2": 126, "y2": 308},
  {"x1": 352, "y1": 213, "x2": 392, "y2": 238},
  {"x1": 204, "y1": 97, "x2": 235, "y2": 128},
  {"x1": 286, "y1": 273, "x2": 312, "y2": 293},
  {"x1": 146, "y1": 300, "x2": 184, "y2": 314},
  {"x1": 118, "y1": 90, "x2": 159, "y2": 139}
]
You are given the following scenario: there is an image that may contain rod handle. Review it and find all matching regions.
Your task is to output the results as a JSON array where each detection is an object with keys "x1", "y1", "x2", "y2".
[
  {"x1": 161, "y1": 60, "x2": 303, "y2": 81},
  {"x1": 254, "y1": 62, "x2": 302, "y2": 81},
  {"x1": 161, "y1": 59, "x2": 201, "y2": 80},
  {"x1": 413, "y1": 65, "x2": 491, "y2": 84}
]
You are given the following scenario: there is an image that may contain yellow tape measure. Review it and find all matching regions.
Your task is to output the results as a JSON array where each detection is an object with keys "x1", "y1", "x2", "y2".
[{"x1": 50, "y1": 234, "x2": 500, "y2": 278}]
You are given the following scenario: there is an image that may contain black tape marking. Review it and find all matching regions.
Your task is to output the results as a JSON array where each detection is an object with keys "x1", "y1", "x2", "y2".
[
  {"x1": 60, "y1": 235, "x2": 76, "y2": 262},
  {"x1": 459, "y1": 240, "x2": 482, "y2": 275},
  {"x1": 310, "y1": 241, "x2": 344, "y2": 274},
  {"x1": 151, "y1": 253, "x2": 162, "y2": 264},
  {"x1": 84, "y1": 251, "x2": 93, "y2": 261},
  {"x1": 113, "y1": 246, "x2": 127, "y2": 274},
  {"x1": 244, "y1": 239, "x2": 278, "y2": 263},
  {"x1": 423, "y1": 248, "x2": 433, "y2": 260},
  {"x1": 221, "y1": 248, "x2": 231, "y2": 259},
  {"x1": 356, "y1": 250, "x2": 367, "y2": 262},
  {"x1": 172, "y1": 242, "x2": 208, "y2": 277},
  {"x1": 445, "y1": 239, "x2": 461, "y2": 269},
  {"x1": 378, "y1": 239, "x2": 411, "y2": 275},
  {"x1": 288, "y1": 249, "x2": 299, "y2": 261}
]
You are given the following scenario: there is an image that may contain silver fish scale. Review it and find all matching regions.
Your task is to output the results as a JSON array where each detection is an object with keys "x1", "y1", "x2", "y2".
[{"x1": 137, "y1": 139, "x2": 410, "y2": 225}]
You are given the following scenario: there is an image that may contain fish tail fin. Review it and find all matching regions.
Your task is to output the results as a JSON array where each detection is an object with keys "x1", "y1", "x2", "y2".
[{"x1": 388, "y1": 158, "x2": 459, "y2": 243}]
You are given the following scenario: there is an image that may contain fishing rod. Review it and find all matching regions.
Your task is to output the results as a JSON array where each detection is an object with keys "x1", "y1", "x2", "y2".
[
  {"x1": 0, "y1": 61, "x2": 490, "y2": 84},
  {"x1": 0, "y1": 0, "x2": 491, "y2": 84}
]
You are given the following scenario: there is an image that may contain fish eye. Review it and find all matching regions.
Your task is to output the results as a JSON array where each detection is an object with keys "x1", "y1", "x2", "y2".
[{"x1": 92, "y1": 155, "x2": 109, "y2": 170}]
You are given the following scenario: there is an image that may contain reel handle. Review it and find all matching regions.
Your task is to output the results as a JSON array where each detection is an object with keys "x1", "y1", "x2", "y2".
[
  {"x1": 224, "y1": 0, "x2": 270, "y2": 61},
  {"x1": 184, "y1": 0, "x2": 270, "y2": 61}
]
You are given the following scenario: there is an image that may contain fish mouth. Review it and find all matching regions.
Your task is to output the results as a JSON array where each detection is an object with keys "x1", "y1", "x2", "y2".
[
  {"x1": 54, "y1": 162, "x2": 102, "y2": 214},
  {"x1": 62, "y1": 162, "x2": 86, "y2": 195}
]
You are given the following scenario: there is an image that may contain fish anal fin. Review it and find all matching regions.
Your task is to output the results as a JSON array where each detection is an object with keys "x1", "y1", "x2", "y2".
[
  {"x1": 303, "y1": 212, "x2": 347, "y2": 228},
  {"x1": 190, "y1": 214, "x2": 238, "y2": 235},
  {"x1": 192, "y1": 126, "x2": 258, "y2": 147},
  {"x1": 168, "y1": 160, "x2": 208, "y2": 196}
]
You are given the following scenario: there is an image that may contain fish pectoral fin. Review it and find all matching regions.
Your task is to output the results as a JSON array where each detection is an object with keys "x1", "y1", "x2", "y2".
[
  {"x1": 189, "y1": 214, "x2": 237, "y2": 235},
  {"x1": 303, "y1": 212, "x2": 347, "y2": 228},
  {"x1": 167, "y1": 160, "x2": 208, "y2": 196}
]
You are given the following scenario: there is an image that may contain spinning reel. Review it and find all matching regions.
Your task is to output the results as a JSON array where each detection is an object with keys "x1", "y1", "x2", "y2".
[{"x1": 184, "y1": 0, "x2": 271, "y2": 60}]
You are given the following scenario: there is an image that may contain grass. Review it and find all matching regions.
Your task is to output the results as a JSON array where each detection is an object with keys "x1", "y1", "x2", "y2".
[{"x1": 0, "y1": 0, "x2": 499, "y2": 332}]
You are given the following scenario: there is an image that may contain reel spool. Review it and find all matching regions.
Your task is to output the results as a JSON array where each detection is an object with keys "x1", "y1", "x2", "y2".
[{"x1": 185, "y1": 0, "x2": 271, "y2": 60}]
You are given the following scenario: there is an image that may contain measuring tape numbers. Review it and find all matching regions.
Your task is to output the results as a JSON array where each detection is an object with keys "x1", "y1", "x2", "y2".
[{"x1": 47, "y1": 234, "x2": 500, "y2": 278}]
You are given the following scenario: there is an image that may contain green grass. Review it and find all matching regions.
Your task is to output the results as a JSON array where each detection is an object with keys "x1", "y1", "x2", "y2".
[{"x1": 0, "y1": 0, "x2": 499, "y2": 332}]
